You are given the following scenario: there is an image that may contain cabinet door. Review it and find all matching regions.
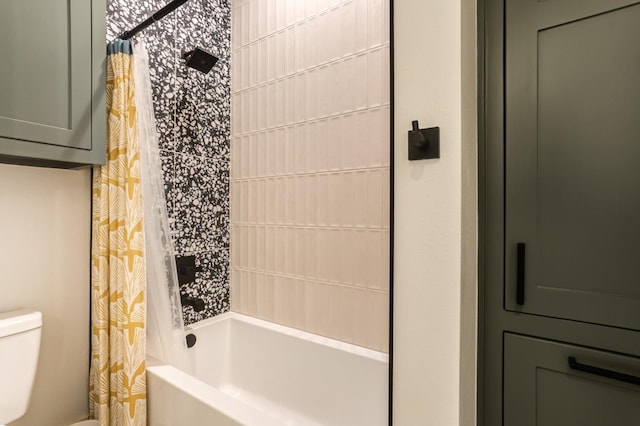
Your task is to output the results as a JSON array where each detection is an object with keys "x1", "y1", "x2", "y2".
[
  {"x1": 505, "y1": 333, "x2": 640, "y2": 426},
  {"x1": 0, "y1": 0, "x2": 105, "y2": 165},
  {"x1": 505, "y1": 0, "x2": 640, "y2": 330}
]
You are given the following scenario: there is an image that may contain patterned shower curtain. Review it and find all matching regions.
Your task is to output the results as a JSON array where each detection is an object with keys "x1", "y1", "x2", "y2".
[{"x1": 90, "y1": 40, "x2": 147, "y2": 426}]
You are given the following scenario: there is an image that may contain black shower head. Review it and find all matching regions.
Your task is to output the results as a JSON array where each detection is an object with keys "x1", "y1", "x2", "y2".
[{"x1": 182, "y1": 47, "x2": 218, "y2": 74}]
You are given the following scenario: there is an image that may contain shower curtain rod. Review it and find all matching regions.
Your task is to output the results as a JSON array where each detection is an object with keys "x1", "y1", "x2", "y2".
[{"x1": 118, "y1": 0, "x2": 189, "y2": 40}]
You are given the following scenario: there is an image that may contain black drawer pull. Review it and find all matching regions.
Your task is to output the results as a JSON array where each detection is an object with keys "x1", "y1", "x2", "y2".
[
  {"x1": 568, "y1": 356, "x2": 640, "y2": 386},
  {"x1": 516, "y1": 243, "x2": 525, "y2": 305}
]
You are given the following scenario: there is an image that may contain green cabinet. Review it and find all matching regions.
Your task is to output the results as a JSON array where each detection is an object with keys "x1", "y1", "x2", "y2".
[
  {"x1": 482, "y1": 0, "x2": 640, "y2": 424},
  {"x1": 505, "y1": 334, "x2": 640, "y2": 426},
  {"x1": 0, "y1": 0, "x2": 105, "y2": 168},
  {"x1": 504, "y1": 0, "x2": 640, "y2": 332}
]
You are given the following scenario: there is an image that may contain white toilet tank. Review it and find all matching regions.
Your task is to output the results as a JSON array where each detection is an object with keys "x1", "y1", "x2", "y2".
[{"x1": 0, "y1": 310, "x2": 42, "y2": 425}]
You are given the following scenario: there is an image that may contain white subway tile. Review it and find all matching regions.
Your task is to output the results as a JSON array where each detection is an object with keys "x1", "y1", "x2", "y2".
[
  {"x1": 305, "y1": 18, "x2": 318, "y2": 69},
  {"x1": 315, "y1": 228, "x2": 329, "y2": 281},
  {"x1": 305, "y1": 121, "x2": 317, "y2": 173},
  {"x1": 284, "y1": 126, "x2": 296, "y2": 175},
  {"x1": 256, "y1": 179, "x2": 266, "y2": 223},
  {"x1": 248, "y1": 180, "x2": 256, "y2": 223},
  {"x1": 275, "y1": 0, "x2": 286, "y2": 31},
  {"x1": 327, "y1": 116, "x2": 342, "y2": 171},
  {"x1": 258, "y1": 39, "x2": 267, "y2": 85},
  {"x1": 275, "y1": 79, "x2": 286, "y2": 127},
  {"x1": 245, "y1": 226, "x2": 256, "y2": 270},
  {"x1": 274, "y1": 226, "x2": 285, "y2": 272},
  {"x1": 368, "y1": 0, "x2": 382, "y2": 48},
  {"x1": 241, "y1": 1, "x2": 249, "y2": 46},
  {"x1": 305, "y1": 175, "x2": 317, "y2": 226},
  {"x1": 305, "y1": 0, "x2": 317, "y2": 18},
  {"x1": 295, "y1": 228, "x2": 306, "y2": 276},
  {"x1": 263, "y1": 274, "x2": 275, "y2": 319},
  {"x1": 285, "y1": 76, "x2": 296, "y2": 125},
  {"x1": 341, "y1": 1, "x2": 356, "y2": 57},
  {"x1": 275, "y1": 128, "x2": 285, "y2": 175},
  {"x1": 367, "y1": 48, "x2": 383, "y2": 107},
  {"x1": 240, "y1": 135, "x2": 249, "y2": 179},
  {"x1": 241, "y1": 46, "x2": 250, "y2": 90},
  {"x1": 305, "y1": 229, "x2": 317, "y2": 278},
  {"x1": 382, "y1": 45, "x2": 391, "y2": 105},
  {"x1": 295, "y1": 0, "x2": 306, "y2": 22},
  {"x1": 286, "y1": 0, "x2": 296, "y2": 27},
  {"x1": 381, "y1": 231, "x2": 390, "y2": 290},
  {"x1": 285, "y1": 26, "x2": 296, "y2": 76},
  {"x1": 275, "y1": 177, "x2": 285, "y2": 224},
  {"x1": 230, "y1": 268, "x2": 240, "y2": 311},
  {"x1": 382, "y1": 167, "x2": 390, "y2": 228},
  {"x1": 315, "y1": 119, "x2": 329, "y2": 171},
  {"x1": 255, "y1": 273, "x2": 266, "y2": 318},
  {"x1": 266, "y1": 82, "x2": 275, "y2": 128},
  {"x1": 248, "y1": 133, "x2": 257, "y2": 178},
  {"x1": 257, "y1": 131, "x2": 266, "y2": 177},
  {"x1": 364, "y1": 230, "x2": 383, "y2": 289},
  {"x1": 265, "y1": 226, "x2": 275, "y2": 271},
  {"x1": 355, "y1": 0, "x2": 368, "y2": 52},
  {"x1": 266, "y1": 0, "x2": 276, "y2": 35},
  {"x1": 353, "y1": 170, "x2": 368, "y2": 227},
  {"x1": 295, "y1": 124, "x2": 306, "y2": 175},
  {"x1": 381, "y1": 106, "x2": 391, "y2": 166},
  {"x1": 339, "y1": 229, "x2": 355, "y2": 284},
  {"x1": 295, "y1": 176, "x2": 305, "y2": 226},
  {"x1": 367, "y1": 169, "x2": 383, "y2": 228},
  {"x1": 257, "y1": 0, "x2": 267, "y2": 39},
  {"x1": 248, "y1": 88, "x2": 257, "y2": 134},
  {"x1": 276, "y1": 31, "x2": 286, "y2": 78},
  {"x1": 295, "y1": 24, "x2": 305, "y2": 73},
  {"x1": 354, "y1": 53, "x2": 368, "y2": 110},
  {"x1": 284, "y1": 227, "x2": 295, "y2": 275},
  {"x1": 256, "y1": 86, "x2": 266, "y2": 132},
  {"x1": 316, "y1": 65, "x2": 329, "y2": 118},
  {"x1": 266, "y1": 35, "x2": 276, "y2": 82},
  {"x1": 285, "y1": 176, "x2": 296, "y2": 225},
  {"x1": 295, "y1": 74, "x2": 306, "y2": 124},
  {"x1": 248, "y1": 0, "x2": 257, "y2": 42},
  {"x1": 305, "y1": 69, "x2": 318, "y2": 120},
  {"x1": 249, "y1": 42, "x2": 258, "y2": 88},
  {"x1": 266, "y1": 130, "x2": 276, "y2": 176}
]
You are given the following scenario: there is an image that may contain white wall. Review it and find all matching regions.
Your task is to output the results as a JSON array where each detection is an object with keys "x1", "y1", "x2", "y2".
[
  {"x1": 393, "y1": 0, "x2": 477, "y2": 424},
  {"x1": 0, "y1": 164, "x2": 91, "y2": 426}
]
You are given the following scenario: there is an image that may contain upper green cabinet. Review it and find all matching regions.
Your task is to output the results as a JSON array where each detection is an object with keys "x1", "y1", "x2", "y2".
[
  {"x1": 0, "y1": 0, "x2": 105, "y2": 168},
  {"x1": 504, "y1": 0, "x2": 640, "y2": 331}
]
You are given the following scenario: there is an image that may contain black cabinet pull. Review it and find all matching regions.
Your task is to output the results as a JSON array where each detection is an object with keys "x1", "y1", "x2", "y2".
[
  {"x1": 516, "y1": 243, "x2": 525, "y2": 305},
  {"x1": 568, "y1": 356, "x2": 640, "y2": 386}
]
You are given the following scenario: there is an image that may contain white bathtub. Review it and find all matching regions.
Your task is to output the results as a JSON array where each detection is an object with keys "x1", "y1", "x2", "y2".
[{"x1": 147, "y1": 312, "x2": 389, "y2": 425}]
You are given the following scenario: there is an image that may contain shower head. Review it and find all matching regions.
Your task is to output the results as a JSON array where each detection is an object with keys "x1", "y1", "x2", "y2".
[{"x1": 182, "y1": 47, "x2": 218, "y2": 74}]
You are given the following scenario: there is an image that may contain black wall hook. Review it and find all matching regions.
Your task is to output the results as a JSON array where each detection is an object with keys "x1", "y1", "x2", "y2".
[{"x1": 408, "y1": 120, "x2": 440, "y2": 160}]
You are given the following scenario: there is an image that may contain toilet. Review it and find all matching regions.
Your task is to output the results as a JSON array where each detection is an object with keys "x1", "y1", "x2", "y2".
[
  {"x1": 0, "y1": 309, "x2": 101, "y2": 426},
  {"x1": 0, "y1": 309, "x2": 43, "y2": 426}
]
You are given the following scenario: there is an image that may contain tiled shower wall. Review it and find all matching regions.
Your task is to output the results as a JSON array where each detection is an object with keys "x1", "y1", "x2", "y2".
[
  {"x1": 107, "y1": 0, "x2": 232, "y2": 324},
  {"x1": 230, "y1": 0, "x2": 391, "y2": 351}
]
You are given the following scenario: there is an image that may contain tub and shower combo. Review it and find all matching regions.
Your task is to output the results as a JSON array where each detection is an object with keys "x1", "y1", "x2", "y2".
[{"x1": 147, "y1": 313, "x2": 389, "y2": 425}]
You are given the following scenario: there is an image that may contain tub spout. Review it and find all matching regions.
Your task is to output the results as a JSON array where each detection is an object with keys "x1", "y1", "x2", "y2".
[{"x1": 181, "y1": 295, "x2": 205, "y2": 312}]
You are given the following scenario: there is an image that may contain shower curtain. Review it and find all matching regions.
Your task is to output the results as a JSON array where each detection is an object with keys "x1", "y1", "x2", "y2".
[
  {"x1": 90, "y1": 40, "x2": 147, "y2": 425},
  {"x1": 90, "y1": 39, "x2": 190, "y2": 426},
  {"x1": 133, "y1": 41, "x2": 191, "y2": 373}
]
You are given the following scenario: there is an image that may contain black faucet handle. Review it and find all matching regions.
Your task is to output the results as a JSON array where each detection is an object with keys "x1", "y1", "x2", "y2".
[{"x1": 175, "y1": 255, "x2": 202, "y2": 286}]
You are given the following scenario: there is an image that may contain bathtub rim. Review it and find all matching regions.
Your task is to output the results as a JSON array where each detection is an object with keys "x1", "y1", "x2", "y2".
[{"x1": 187, "y1": 311, "x2": 390, "y2": 364}]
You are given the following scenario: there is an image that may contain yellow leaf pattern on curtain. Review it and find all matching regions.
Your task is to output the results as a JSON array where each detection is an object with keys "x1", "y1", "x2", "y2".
[{"x1": 90, "y1": 46, "x2": 146, "y2": 426}]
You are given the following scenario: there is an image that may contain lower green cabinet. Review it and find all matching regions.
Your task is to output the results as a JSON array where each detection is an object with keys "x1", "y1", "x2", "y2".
[{"x1": 504, "y1": 334, "x2": 640, "y2": 426}]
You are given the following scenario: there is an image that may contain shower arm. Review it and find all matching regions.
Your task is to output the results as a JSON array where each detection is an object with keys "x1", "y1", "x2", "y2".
[{"x1": 118, "y1": 0, "x2": 189, "y2": 40}]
